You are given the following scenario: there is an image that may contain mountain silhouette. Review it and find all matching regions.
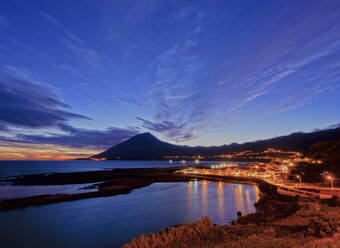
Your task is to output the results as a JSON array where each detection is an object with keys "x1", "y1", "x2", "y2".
[
  {"x1": 92, "y1": 132, "x2": 180, "y2": 160},
  {"x1": 91, "y1": 127, "x2": 340, "y2": 160}
]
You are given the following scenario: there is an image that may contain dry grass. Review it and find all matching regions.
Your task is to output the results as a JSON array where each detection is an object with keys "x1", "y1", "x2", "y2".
[{"x1": 123, "y1": 199, "x2": 340, "y2": 248}]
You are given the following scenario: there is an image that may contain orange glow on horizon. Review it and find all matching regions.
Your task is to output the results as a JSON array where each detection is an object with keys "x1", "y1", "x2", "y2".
[{"x1": 0, "y1": 142, "x2": 101, "y2": 160}]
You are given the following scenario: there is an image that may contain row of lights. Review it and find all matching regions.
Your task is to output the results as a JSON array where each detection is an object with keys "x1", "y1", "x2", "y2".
[{"x1": 210, "y1": 163, "x2": 233, "y2": 169}]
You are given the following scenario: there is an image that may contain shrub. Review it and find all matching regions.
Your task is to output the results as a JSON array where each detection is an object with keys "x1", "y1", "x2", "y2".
[
  {"x1": 328, "y1": 196, "x2": 340, "y2": 207},
  {"x1": 307, "y1": 214, "x2": 338, "y2": 237}
]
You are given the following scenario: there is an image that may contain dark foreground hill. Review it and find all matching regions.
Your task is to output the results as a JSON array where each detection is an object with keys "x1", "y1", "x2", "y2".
[
  {"x1": 307, "y1": 137, "x2": 340, "y2": 163},
  {"x1": 91, "y1": 128, "x2": 340, "y2": 160},
  {"x1": 296, "y1": 137, "x2": 340, "y2": 178}
]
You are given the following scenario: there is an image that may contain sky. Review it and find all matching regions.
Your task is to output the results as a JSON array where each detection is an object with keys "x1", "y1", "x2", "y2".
[{"x1": 0, "y1": 0, "x2": 340, "y2": 159}]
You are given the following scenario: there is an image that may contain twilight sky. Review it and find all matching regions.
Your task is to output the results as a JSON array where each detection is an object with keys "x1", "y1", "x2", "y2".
[{"x1": 0, "y1": 0, "x2": 340, "y2": 159}]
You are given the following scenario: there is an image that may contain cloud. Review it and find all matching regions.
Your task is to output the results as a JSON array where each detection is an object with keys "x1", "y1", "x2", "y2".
[
  {"x1": 3, "y1": 64, "x2": 40, "y2": 82},
  {"x1": 327, "y1": 123, "x2": 340, "y2": 129},
  {"x1": 144, "y1": 10, "x2": 206, "y2": 142},
  {"x1": 2, "y1": 2, "x2": 340, "y2": 148},
  {"x1": 137, "y1": 117, "x2": 196, "y2": 142},
  {"x1": 40, "y1": 11, "x2": 84, "y2": 45},
  {"x1": 142, "y1": 3, "x2": 340, "y2": 144},
  {"x1": 1, "y1": 123, "x2": 139, "y2": 149},
  {"x1": 62, "y1": 37, "x2": 102, "y2": 71},
  {"x1": 269, "y1": 57, "x2": 340, "y2": 114},
  {"x1": 229, "y1": 69, "x2": 296, "y2": 111},
  {"x1": 273, "y1": 80, "x2": 340, "y2": 114},
  {"x1": 41, "y1": 11, "x2": 102, "y2": 72},
  {"x1": 0, "y1": 73, "x2": 90, "y2": 129},
  {"x1": 0, "y1": 124, "x2": 8, "y2": 131},
  {"x1": 228, "y1": 38, "x2": 340, "y2": 113},
  {"x1": 175, "y1": 6, "x2": 204, "y2": 23},
  {"x1": 118, "y1": 98, "x2": 143, "y2": 106}
]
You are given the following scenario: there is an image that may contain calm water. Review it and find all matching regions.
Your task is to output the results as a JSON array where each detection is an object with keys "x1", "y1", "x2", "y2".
[
  {"x1": 0, "y1": 160, "x2": 215, "y2": 178},
  {"x1": 0, "y1": 160, "x2": 244, "y2": 200},
  {"x1": 0, "y1": 183, "x2": 97, "y2": 200},
  {"x1": 0, "y1": 181, "x2": 259, "y2": 248}
]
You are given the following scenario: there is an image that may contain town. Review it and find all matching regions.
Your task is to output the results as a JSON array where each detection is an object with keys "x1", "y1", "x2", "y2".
[{"x1": 176, "y1": 148, "x2": 339, "y2": 199}]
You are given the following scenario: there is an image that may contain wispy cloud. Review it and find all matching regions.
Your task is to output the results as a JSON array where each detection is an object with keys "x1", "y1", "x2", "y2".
[
  {"x1": 118, "y1": 98, "x2": 143, "y2": 106},
  {"x1": 40, "y1": 11, "x2": 84, "y2": 45},
  {"x1": 142, "y1": 8, "x2": 206, "y2": 142},
  {"x1": 0, "y1": 71, "x2": 139, "y2": 150},
  {"x1": 1, "y1": 1, "x2": 340, "y2": 149},
  {"x1": 138, "y1": 3, "x2": 340, "y2": 143},
  {"x1": 0, "y1": 73, "x2": 90, "y2": 129},
  {"x1": 230, "y1": 69, "x2": 296, "y2": 110},
  {"x1": 41, "y1": 11, "x2": 103, "y2": 73},
  {"x1": 273, "y1": 79, "x2": 340, "y2": 114},
  {"x1": 2, "y1": 64, "x2": 40, "y2": 82},
  {"x1": 0, "y1": 124, "x2": 8, "y2": 131},
  {"x1": 1, "y1": 123, "x2": 139, "y2": 149},
  {"x1": 61, "y1": 36, "x2": 102, "y2": 71},
  {"x1": 136, "y1": 117, "x2": 194, "y2": 142},
  {"x1": 328, "y1": 123, "x2": 340, "y2": 129}
]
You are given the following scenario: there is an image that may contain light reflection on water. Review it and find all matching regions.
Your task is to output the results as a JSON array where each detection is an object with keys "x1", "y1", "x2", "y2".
[
  {"x1": 235, "y1": 184, "x2": 245, "y2": 214},
  {"x1": 201, "y1": 180, "x2": 208, "y2": 215},
  {"x1": 255, "y1": 185, "x2": 260, "y2": 201},
  {"x1": 187, "y1": 180, "x2": 258, "y2": 222},
  {"x1": 217, "y1": 181, "x2": 225, "y2": 221},
  {"x1": 0, "y1": 181, "x2": 259, "y2": 248}
]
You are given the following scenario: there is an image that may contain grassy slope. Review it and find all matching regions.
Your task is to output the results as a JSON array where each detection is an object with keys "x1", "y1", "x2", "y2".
[{"x1": 123, "y1": 195, "x2": 340, "y2": 248}]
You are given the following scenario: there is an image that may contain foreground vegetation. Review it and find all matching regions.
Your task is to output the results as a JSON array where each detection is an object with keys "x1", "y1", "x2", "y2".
[{"x1": 124, "y1": 195, "x2": 340, "y2": 248}]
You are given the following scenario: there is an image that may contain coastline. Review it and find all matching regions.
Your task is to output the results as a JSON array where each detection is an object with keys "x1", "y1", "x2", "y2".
[
  {"x1": 123, "y1": 183, "x2": 340, "y2": 248},
  {"x1": 0, "y1": 167, "x2": 275, "y2": 211},
  {"x1": 2, "y1": 167, "x2": 340, "y2": 247}
]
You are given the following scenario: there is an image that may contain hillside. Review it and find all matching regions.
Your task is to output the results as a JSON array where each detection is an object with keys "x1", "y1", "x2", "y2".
[
  {"x1": 91, "y1": 128, "x2": 340, "y2": 160},
  {"x1": 294, "y1": 137, "x2": 340, "y2": 178},
  {"x1": 307, "y1": 138, "x2": 340, "y2": 163}
]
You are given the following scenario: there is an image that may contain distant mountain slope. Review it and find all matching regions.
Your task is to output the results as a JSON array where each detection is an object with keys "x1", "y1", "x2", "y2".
[
  {"x1": 92, "y1": 132, "x2": 180, "y2": 160},
  {"x1": 91, "y1": 128, "x2": 340, "y2": 160},
  {"x1": 226, "y1": 127, "x2": 340, "y2": 153}
]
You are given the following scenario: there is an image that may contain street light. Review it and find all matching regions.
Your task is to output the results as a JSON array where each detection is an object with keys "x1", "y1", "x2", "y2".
[
  {"x1": 327, "y1": 175, "x2": 334, "y2": 190},
  {"x1": 296, "y1": 175, "x2": 302, "y2": 186}
]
